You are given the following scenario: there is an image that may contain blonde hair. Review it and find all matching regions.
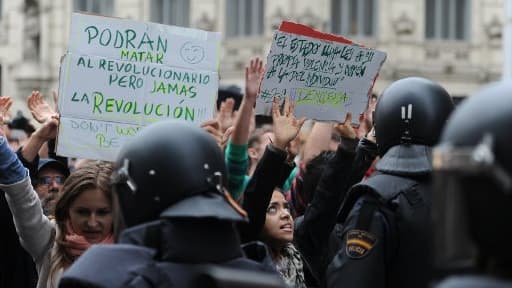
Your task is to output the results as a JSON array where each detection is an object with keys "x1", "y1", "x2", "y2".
[{"x1": 48, "y1": 161, "x2": 121, "y2": 286}]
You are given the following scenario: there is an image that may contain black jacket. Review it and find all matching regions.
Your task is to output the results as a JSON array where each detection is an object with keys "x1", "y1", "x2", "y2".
[
  {"x1": 0, "y1": 149, "x2": 42, "y2": 288},
  {"x1": 238, "y1": 144, "x2": 293, "y2": 243},
  {"x1": 294, "y1": 138, "x2": 378, "y2": 285},
  {"x1": 59, "y1": 219, "x2": 282, "y2": 288},
  {"x1": 326, "y1": 144, "x2": 434, "y2": 288},
  {"x1": 0, "y1": 192, "x2": 38, "y2": 288}
]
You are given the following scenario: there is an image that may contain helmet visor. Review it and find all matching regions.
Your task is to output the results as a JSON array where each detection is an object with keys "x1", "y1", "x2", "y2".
[{"x1": 432, "y1": 135, "x2": 512, "y2": 271}]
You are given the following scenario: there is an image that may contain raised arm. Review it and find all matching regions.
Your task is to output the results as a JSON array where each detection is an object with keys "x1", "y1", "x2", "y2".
[
  {"x1": 225, "y1": 58, "x2": 264, "y2": 199},
  {"x1": 239, "y1": 97, "x2": 304, "y2": 242},
  {"x1": 230, "y1": 57, "x2": 263, "y2": 145},
  {"x1": 0, "y1": 100, "x2": 54, "y2": 262},
  {"x1": 295, "y1": 113, "x2": 378, "y2": 283},
  {"x1": 20, "y1": 115, "x2": 59, "y2": 163}
]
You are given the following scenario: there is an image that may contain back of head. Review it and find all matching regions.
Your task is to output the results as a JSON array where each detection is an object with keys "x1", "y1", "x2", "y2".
[
  {"x1": 375, "y1": 77, "x2": 454, "y2": 156},
  {"x1": 432, "y1": 81, "x2": 512, "y2": 276},
  {"x1": 217, "y1": 85, "x2": 243, "y2": 111},
  {"x1": 292, "y1": 151, "x2": 336, "y2": 216},
  {"x1": 112, "y1": 121, "x2": 246, "y2": 228},
  {"x1": 8, "y1": 111, "x2": 35, "y2": 136}
]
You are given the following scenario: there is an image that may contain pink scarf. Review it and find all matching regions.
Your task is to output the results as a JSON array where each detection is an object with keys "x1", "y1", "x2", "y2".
[{"x1": 60, "y1": 220, "x2": 114, "y2": 259}]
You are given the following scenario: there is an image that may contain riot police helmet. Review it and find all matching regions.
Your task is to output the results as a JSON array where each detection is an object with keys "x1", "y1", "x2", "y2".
[
  {"x1": 111, "y1": 120, "x2": 247, "y2": 228},
  {"x1": 374, "y1": 77, "x2": 454, "y2": 156},
  {"x1": 432, "y1": 81, "x2": 512, "y2": 272}
]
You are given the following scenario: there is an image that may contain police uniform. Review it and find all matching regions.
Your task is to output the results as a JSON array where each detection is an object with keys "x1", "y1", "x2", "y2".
[
  {"x1": 59, "y1": 220, "x2": 281, "y2": 288},
  {"x1": 431, "y1": 82, "x2": 512, "y2": 286},
  {"x1": 326, "y1": 145, "x2": 433, "y2": 288},
  {"x1": 58, "y1": 121, "x2": 285, "y2": 288},
  {"x1": 325, "y1": 77, "x2": 455, "y2": 288}
]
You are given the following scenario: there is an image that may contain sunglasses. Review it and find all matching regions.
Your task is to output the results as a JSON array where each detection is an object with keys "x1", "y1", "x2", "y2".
[{"x1": 37, "y1": 176, "x2": 66, "y2": 185}]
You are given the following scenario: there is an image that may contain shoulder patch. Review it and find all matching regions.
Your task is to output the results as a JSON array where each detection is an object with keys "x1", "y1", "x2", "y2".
[{"x1": 345, "y1": 229, "x2": 377, "y2": 259}]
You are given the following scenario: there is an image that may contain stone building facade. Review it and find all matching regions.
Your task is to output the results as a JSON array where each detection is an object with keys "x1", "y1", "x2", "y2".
[{"x1": 0, "y1": 0, "x2": 505, "y2": 113}]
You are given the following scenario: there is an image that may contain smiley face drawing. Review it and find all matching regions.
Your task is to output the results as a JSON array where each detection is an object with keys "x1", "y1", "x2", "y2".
[{"x1": 180, "y1": 42, "x2": 205, "y2": 64}]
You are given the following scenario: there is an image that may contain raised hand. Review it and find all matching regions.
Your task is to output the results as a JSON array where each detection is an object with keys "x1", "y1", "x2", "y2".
[
  {"x1": 334, "y1": 113, "x2": 357, "y2": 140},
  {"x1": 27, "y1": 90, "x2": 57, "y2": 124},
  {"x1": 216, "y1": 98, "x2": 238, "y2": 133},
  {"x1": 356, "y1": 113, "x2": 373, "y2": 139},
  {"x1": 0, "y1": 96, "x2": 12, "y2": 123},
  {"x1": 201, "y1": 119, "x2": 224, "y2": 149},
  {"x1": 245, "y1": 57, "x2": 265, "y2": 102},
  {"x1": 272, "y1": 97, "x2": 306, "y2": 150},
  {"x1": 0, "y1": 96, "x2": 13, "y2": 135},
  {"x1": 34, "y1": 115, "x2": 60, "y2": 141}
]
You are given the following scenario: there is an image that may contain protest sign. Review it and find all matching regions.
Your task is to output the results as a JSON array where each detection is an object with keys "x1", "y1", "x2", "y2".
[
  {"x1": 256, "y1": 22, "x2": 386, "y2": 123},
  {"x1": 57, "y1": 13, "x2": 220, "y2": 161}
]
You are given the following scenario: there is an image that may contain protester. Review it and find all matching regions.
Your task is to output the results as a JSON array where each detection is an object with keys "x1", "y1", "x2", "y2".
[
  {"x1": 294, "y1": 114, "x2": 378, "y2": 285},
  {"x1": 0, "y1": 110, "x2": 117, "y2": 288},
  {"x1": 14, "y1": 112, "x2": 70, "y2": 215},
  {"x1": 326, "y1": 77, "x2": 454, "y2": 288},
  {"x1": 216, "y1": 85, "x2": 244, "y2": 133},
  {"x1": 287, "y1": 91, "x2": 377, "y2": 217},
  {"x1": 225, "y1": 57, "x2": 265, "y2": 200},
  {"x1": 59, "y1": 120, "x2": 284, "y2": 288},
  {"x1": 0, "y1": 96, "x2": 38, "y2": 288},
  {"x1": 34, "y1": 158, "x2": 70, "y2": 215},
  {"x1": 432, "y1": 81, "x2": 512, "y2": 288},
  {"x1": 6, "y1": 110, "x2": 35, "y2": 150},
  {"x1": 238, "y1": 96, "x2": 308, "y2": 287}
]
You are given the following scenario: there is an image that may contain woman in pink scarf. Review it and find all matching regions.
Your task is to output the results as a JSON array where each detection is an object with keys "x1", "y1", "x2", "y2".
[{"x1": 1, "y1": 159, "x2": 120, "y2": 288}]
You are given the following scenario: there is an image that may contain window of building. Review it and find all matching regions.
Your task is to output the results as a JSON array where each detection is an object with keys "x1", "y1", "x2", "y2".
[
  {"x1": 226, "y1": 0, "x2": 264, "y2": 37},
  {"x1": 150, "y1": 0, "x2": 190, "y2": 27},
  {"x1": 331, "y1": 0, "x2": 376, "y2": 37},
  {"x1": 73, "y1": 0, "x2": 114, "y2": 16},
  {"x1": 426, "y1": 0, "x2": 469, "y2": 40}
]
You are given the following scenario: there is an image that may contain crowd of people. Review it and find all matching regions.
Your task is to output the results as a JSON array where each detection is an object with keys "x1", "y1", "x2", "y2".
[{"x1": 0, "y1": 53, "x2": 511, "y2": 288}]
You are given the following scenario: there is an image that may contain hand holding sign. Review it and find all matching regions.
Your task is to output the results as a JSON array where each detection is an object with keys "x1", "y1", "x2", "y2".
[
  {"x1": 334, "y1": 113, "x2": 357, "y2": 140},
  {"x1": 56, "y1": 13, "x2": 221, "y2": 161},
  {"x1": 272, "y1": 96, "x2": 305, "y2": 150}
]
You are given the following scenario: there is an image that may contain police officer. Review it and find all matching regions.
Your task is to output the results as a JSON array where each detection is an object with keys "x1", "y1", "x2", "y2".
[
  {"x1": 326, "y1": 77, "x2": 454, "y2": 288},
  {"x1": 432, "y1": 81, "x2": 512, "y2": 287},
  {"x1": 59, "y1": 121, "x2": 283, "y2": 288}
]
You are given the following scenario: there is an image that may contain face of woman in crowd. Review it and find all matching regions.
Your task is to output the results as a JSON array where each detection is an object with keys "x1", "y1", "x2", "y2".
[
  {"x1": 68, "y1": 188, "x2": 113, "y2": 243},
  {"x1": 262, "y1": 190, "x2": 294, "y2": 247}
]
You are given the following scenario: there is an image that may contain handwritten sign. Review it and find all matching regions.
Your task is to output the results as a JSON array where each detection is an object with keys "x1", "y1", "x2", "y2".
[
  {"x1": 57, "y1": 13, "x2": 220, "y2": 161},
  {"x1": 256, "y1": 23, "x2": 386, "y2": 123},
  {"x1": 57, "y1": 117, "x2": 143, "y2": 161}
]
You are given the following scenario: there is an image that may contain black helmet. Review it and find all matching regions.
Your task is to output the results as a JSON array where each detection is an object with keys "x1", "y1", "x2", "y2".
[
  {"x1": 112, "y1": 121, "x2": 247, "y2": 228},
  {"x1": 375, "y1": 77, "x2": 454, "y2": 155},
  {"x1": 432, "y1": 81, "x2": 512, "y2": 272}
]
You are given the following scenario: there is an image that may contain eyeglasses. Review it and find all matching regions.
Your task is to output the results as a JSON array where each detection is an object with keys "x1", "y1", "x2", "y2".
[{"x1": 37, "y1": 176, "x2": 66, "y2": 185}]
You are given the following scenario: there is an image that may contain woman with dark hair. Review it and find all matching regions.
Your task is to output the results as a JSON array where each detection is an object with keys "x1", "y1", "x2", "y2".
[{"x1": 239, "y1": 97, "x2": 308, "y2": 287}]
